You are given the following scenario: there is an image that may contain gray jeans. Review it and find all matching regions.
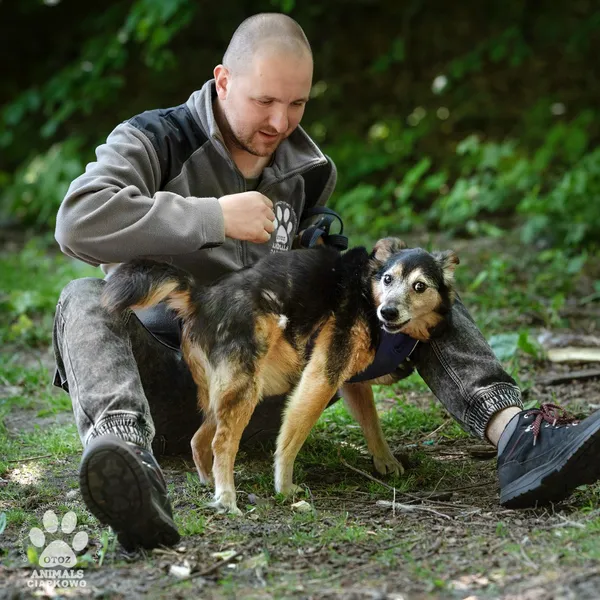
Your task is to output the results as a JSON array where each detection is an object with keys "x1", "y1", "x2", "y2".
[{"x1": 52, "y1": 277, "x2": 522, "y2": 456}]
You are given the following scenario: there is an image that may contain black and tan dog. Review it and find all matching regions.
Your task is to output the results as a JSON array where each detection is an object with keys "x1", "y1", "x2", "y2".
[{"x1": 102, "y1": 238, "x2": 459, "y2": 514}]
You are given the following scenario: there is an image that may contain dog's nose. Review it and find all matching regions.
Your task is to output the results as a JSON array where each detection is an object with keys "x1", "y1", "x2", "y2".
[{"x1": 380, "y1": 306, "x2": 399, "y2": 322}]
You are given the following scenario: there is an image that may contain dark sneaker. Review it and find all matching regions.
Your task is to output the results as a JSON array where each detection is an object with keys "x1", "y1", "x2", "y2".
[
  {"x1": 79, "y1": 434, "x2": 180, "y2": 551},
  {"x1": 498, "y1": 403, "x2": 600, "y2": 508}
]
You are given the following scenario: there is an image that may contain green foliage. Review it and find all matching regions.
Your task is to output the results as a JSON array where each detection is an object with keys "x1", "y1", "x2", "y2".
[
  {"x1": 0, "y1": 237, "x2": 99, "y2": 345},
  {"x1": 1, "y1": 139, "x2": 85, "y2": 229},
  {"x1": 488, "y1": 331, "x2": 541, "y2": 363},
  {"x1": 329, "y1": 112, "x2": 600, "y2": 250},
  {"x1": 1, "y1": 0, "x2": 195, "y2": 148},
  {"x1": 432, "y1": 111, "x2": 600, "y2": 248},
  {"x1": 1, "y1": 1, "x2": 600, "y2": 253},
  {"x1": 327, "y1": 118, "x2": 437, "y2": 244}
]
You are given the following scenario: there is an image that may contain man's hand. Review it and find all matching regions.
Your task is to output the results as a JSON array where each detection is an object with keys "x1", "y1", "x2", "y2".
[{"x1": 218, "y1": 192, "x2": 275, "y2": 244}]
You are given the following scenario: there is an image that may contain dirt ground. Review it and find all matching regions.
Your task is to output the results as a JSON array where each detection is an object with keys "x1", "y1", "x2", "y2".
[{"x1": 2, "y1": 349, "x2": 600, "y2": 599}]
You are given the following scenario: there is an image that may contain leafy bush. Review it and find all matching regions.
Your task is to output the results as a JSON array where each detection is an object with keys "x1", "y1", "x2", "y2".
[
  {"x1": 327, "y1": 111, "x2": 600, "y2": 251},
  {"x1": 1, "y1": 0, "x2": 599, "y2": 254},
  {"x1": 0, "y1": 139, "x2": 85, "y2": 229}
]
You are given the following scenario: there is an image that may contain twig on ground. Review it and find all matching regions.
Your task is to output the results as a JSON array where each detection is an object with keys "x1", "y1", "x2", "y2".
[
  {"x1": 192, "y1": 551, "x2": 240, "y2": 579},
  {"x1": 163, "y1": 550, "x2": 241, "y2": 588},
  {"x1": 419, "y1": 420, "x2": 449, "y2": 441},
  {"x1": 519, "y1": 545, "x2": 539, "y2": 571},
  {"x1": 537, "y1": 369, "x2": 600, "y2": 386},
  {"x1": 377, "y1": 500, "x2": 452, "y2": 520},
  {"x1": 338, "y1": 454, "x2": 396, "y2": 492},
  {"x1": 339, "y1": 452, "x2": 494, "y2": 509},
  {"x1": 419, "y1": 479, "x2": 498, "y2": 495},
  {"x1": 487, "y1": 538, "x2": 510, "y2": 554},
  {"x1": 7, "y1": 454, "x2": 51, "y2": 463},
  {"x1": 554, "y1": 514, "x2": 586, "y2": 529}
]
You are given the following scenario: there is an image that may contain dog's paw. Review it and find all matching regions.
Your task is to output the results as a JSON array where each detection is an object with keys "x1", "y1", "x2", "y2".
[
  {"x1": 373, "y1": 453, "x2": 405, "y2": 477},
  {"x1": 209, "y1": 491, "x2": 242, "y2": 515}
]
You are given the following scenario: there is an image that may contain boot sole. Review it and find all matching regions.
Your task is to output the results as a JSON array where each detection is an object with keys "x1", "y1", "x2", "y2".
[
  {"x1": 500, "y1": 411, "x2": 600, "y2": 508},
  {"x1": 79, "y1": 435, "x2": 180, "y2": 551}
]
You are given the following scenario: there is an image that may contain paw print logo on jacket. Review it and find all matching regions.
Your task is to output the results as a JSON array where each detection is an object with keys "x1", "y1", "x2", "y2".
[{"x1": 271, "y1": 201, "x2": 297, "y2": 253}]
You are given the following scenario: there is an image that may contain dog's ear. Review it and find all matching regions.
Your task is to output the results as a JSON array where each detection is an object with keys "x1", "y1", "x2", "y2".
[
  {"x1": 432, "y1": 250, "x2": 460, "y2": 285},
  {"x1": 371, "y1": 238, "x2": 407, "y2": 262}
]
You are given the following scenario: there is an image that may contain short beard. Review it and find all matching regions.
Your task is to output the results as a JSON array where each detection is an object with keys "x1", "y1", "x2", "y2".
[
  {"x1": 228, "y1": 129, "x2": 268, "y2": 157},
  {"x1": 219, "y1": 113, "x2": 270, "y2": 158}
]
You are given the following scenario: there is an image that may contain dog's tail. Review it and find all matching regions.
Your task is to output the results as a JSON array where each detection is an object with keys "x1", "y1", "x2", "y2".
[{"x1": 101, "y1": 259, "x2": 196, "y2": 320}]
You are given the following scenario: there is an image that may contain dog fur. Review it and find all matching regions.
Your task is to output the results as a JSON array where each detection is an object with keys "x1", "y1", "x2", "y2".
[{"x1": 101, "y1": 238, "x2": 459, "y2": 514}]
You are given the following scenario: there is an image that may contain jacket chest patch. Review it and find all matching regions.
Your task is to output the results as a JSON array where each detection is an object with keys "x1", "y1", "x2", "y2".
[{"x1": 270, "y1": 201, "x2": 298, "y2": 253}]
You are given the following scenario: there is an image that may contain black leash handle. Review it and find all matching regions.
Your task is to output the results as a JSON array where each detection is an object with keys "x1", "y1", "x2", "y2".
[{"x1": 299, "y1": 206, "x2": 348, "y2": 251}]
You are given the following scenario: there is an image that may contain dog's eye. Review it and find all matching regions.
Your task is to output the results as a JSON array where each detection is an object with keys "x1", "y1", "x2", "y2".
[
  {"x1": 383, "y1": 274, "x2": 393, "y2": 285},
  {"x1": 413, "y1": 281, "x2": 427, "y2": 293}
]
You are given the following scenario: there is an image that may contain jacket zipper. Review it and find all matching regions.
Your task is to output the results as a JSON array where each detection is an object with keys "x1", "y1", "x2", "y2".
[
  {"x1": 213, "y1": 135, "x2": 323, "y2": 265},
  {"x1": 240, "y1": 174, "x2": 248, "y2": 266}
]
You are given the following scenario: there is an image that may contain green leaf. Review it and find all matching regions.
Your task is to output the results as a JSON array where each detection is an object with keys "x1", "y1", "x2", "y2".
[
  {"x1": 488, "y1": 333, "x2": 519, "y2": 362},
  {"x1": 517, "y1": 331, "x2": 540, "y2": 358},
  {"x1": 27, "y1": 546, "x2": 39, "y2": 566}
]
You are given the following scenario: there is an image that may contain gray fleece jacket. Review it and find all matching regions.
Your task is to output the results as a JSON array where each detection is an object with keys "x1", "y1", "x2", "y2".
[{"x1": 55, "y1": 79, "x2": 337, "y2": 285}]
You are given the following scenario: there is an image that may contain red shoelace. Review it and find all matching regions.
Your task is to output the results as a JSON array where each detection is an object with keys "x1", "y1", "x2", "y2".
[{"x1": 525, "y1": 403, "x2": 578, "y2": 446}]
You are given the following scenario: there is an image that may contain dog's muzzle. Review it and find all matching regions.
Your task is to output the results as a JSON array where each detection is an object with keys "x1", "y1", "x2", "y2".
[{"x1": 378, "y1": 305, "x2": 408, "y2": 333}]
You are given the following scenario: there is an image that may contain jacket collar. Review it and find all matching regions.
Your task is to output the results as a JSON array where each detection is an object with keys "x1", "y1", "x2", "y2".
[{"x1": 186, "y1": 79, "x2": 327, "y2": 179}]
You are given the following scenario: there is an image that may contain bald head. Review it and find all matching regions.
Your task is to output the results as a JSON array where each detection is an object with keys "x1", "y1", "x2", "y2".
[{"x1": 223, "y1": 13, "x2": 312, "y2": 75}]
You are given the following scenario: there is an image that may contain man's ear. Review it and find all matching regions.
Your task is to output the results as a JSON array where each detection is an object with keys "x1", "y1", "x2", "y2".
[
  {"x1": 214, "y1": 64, "x2": 230, "y2": 100},
  {"x1": 371, "y1": 237, "x2": 407, "y2": 262},
  {"x1": 432, "y1": 250, "x2": 460, "y2": 286}
]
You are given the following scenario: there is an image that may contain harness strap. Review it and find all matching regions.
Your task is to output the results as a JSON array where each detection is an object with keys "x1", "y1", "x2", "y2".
[{"x1": 347, "y1": 331, "x2": 419, "y2": 383}]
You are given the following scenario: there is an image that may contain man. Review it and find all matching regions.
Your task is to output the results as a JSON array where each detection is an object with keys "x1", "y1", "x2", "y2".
[{"x1": 53, "y1": 13, "x2": 600, "y2": 551}]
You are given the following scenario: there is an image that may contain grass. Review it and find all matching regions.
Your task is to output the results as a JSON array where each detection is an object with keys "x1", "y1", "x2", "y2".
[{"x1": 1, "y1": 231, "x2": 600, "y2": 598}]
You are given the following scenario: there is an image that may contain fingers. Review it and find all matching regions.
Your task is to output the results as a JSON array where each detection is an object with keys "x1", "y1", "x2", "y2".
[
  {"x1": 251, "y1": 229, "x2": 271, "y2": 244},
  {"x1": 264, "y1": 219, "x2": 275, "y2": 234},
  {"x1": 260, "y1": 195, "x2": 274, "y2": 209}
]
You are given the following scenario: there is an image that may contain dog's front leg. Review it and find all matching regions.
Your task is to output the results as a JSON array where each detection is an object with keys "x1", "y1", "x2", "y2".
[
  {"x1": 341, "y1": 381, "x2": 404, "y2": 476},
  {"x1": 274, "y1": 363, "x2": 338, "y2": 497},
  {"x1": 210, "y1": 380, "x2": 260, "y2": 515}
]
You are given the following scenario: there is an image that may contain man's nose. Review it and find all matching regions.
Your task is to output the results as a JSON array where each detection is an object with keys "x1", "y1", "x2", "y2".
[{"x1": 269, "y1": 107, "x2": 288, "y2": 133}]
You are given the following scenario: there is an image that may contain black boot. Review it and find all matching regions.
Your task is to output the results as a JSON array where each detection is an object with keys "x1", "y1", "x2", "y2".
[
  {"x1": 498, "y1": 403, "x2": 600, "y2": 508},
  {"x1": 79, "y1": 434, "x2": 180, "y2": 551}
]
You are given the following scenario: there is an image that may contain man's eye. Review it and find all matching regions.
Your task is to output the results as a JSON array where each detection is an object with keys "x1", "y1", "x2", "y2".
[
  {"x1": 383, "y1": 274, "x2": 392, "y2": 285},
  {"x1": 257, "y1": 99, "x2": 272, "y2": 106}
]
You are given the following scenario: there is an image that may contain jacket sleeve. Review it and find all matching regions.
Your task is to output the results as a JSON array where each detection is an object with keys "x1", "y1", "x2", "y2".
[{"x1": 55, "y1": 123, "x2": 225, "y2": 266}]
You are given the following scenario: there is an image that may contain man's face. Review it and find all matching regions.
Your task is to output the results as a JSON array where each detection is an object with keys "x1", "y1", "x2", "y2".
[{"x1": 215, "y1": 49, "x2": 313, "y2": 157}]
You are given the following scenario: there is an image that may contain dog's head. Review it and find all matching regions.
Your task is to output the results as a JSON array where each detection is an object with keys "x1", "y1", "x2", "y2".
[{"x1": 369, "y1": 237, "x2": 460, "y2": 341}]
